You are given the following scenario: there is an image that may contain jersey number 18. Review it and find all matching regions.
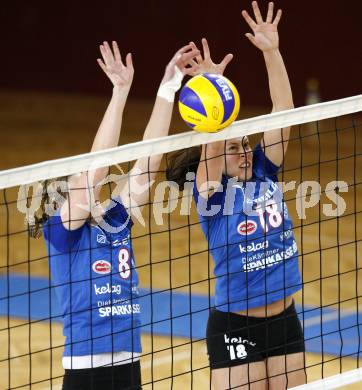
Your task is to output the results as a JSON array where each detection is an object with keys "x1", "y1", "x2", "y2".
[{"x1": 255, "y1": 199, "x2": 283, "y2": 232}]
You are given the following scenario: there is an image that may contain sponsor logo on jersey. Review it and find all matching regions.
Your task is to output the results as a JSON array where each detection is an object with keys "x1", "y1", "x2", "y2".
[
  {"x1": 92, "y1": 260, "x2": 112, "y2": 275},
  {"x1": 237, "y1": 220, "x2": 257, "y2": 235},
  {"x1": 242, "y1": 241, "x2": 298, "y2": 272},
  {"x1": 224, "y1": 334, "x2": 256, "y2": 347},
  {"x1": 111, "y1": 235, "x2": 130, "y2": 247},
  {"x1": 239, "y1": 240, "x2": 269, "y2": 254},
  {"x1": 280, "y1": 229, "x2": 293, "y2": 241},
  {"x1": 96, "y1": 234, "x2": 107, "y2": 244},
  {"x1": 94, "y1": 283, "x2": 121, "y2": 296},
  {"x1": 224, "y1": 334, "x2": 256, "y2": 360},
  {"x1": 98, "y1": 303, "x2": 141, "y2": 317}
]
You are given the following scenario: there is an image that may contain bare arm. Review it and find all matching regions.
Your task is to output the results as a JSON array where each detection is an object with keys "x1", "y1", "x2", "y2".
[
  {"x1": 196, "y1": 141, "x2": 226, "y2": 197},
  {"x1": 61, "y1": 41, "x2": 134, "y2": 229},
  {"x1": 120, "y1": 44, "x2": 200, "y2": 213},
  {"x1": 242, "y1": 1, "x2": 294, "y2": 166},
  {"x1": 188, "y1": 38, "x2": 234, "y2": 196}
]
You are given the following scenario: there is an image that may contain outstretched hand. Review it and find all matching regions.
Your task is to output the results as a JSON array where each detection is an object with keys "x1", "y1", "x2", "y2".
[
  {"x1": 242, "y1": 1, "x2": 281, "y2": 52},
  {"x1": 97, "y1": 41, "x2": 134, "y2": 90},
  {"x1": 187, "y1": 38, "x2": 233, "y2": 76},
  {"x1": 161, "y1": 44, "x2": 200, "y2": 85},
  {"x1": 157, "y1": 44, "x2": 200, "y2": 102}
]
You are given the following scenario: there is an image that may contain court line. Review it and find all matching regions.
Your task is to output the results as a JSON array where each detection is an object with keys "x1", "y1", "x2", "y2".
[{"x1": 303, "y1": 308, "x2": 358, "y2": 327}]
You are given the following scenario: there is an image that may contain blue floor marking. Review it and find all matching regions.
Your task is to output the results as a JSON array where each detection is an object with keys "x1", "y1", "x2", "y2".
[{"x1": 0, "y1": 273, "x2": 361, "y2": 358}]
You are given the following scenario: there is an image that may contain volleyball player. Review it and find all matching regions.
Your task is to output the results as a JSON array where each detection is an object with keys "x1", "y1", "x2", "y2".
[
  {"x1": 167, "y1": 2, "x2": 306, "y2": 389},
  {"x1": 29, "y1": 41, "x2": 200, "y2": 389}
]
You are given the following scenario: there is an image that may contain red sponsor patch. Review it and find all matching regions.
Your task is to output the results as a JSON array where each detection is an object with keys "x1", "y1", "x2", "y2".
[
  {"x1": 237, "y1": 220, "x2": 257, "y2": 235},
  {"x1": 92, "y1": 260, "x2": 112, "y2": 275}
]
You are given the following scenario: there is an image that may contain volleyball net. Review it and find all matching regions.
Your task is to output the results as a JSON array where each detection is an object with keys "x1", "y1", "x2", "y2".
[{"x1": 0, "y1": 95, "x2": 361, "y2": 389}]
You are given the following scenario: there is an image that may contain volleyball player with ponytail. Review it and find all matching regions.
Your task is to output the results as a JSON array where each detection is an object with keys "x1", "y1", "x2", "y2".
[
  {"x1": 167, "y1": 2, "x2": 306, "y2": 389},
  {"x1": 30, "y1": 41, "x2": 200, "y2": 390}
]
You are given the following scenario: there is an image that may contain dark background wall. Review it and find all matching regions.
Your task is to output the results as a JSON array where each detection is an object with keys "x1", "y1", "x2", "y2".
[{"x1": 1, "y1": 0, "x2": 361, "y2": 107}]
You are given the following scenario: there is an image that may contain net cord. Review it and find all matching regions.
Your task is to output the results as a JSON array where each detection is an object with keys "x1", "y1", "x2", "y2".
[
  {"x1": 290, "y1": 367, "x2": 362, "y2": 390},
  {"x1": 0, "y1": 94, "x2": 361, "y2": 189}
]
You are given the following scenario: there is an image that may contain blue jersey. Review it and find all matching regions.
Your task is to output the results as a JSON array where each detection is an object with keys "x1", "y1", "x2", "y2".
[
  {"x1": 43, "y1": 198, "x2": 141, "y2": 357},
  {"x1": 194, "y1": 144, "x2": 302, "y2": 312}
]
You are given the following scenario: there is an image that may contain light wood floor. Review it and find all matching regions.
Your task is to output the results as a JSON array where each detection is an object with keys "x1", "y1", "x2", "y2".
[{"x1": 1, "y1": 317, "x2": 361, "y2": 390}]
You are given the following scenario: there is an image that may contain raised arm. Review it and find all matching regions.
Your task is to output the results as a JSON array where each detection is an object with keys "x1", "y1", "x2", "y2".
[
  {"x1": 242, "y1": 1, "x2": 294, "y2": 166},
  {"x1": 61, "y1": 41, "x2": 133, "y2": 230},
  {"x1": 120, "y1": 44, "x2": 200, "y2": 213},
  {"x1": 190, "y1": 39, "x2": 234, "y2": 196}
]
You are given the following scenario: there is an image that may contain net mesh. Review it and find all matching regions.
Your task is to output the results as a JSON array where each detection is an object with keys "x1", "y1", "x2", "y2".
[{"x1": 0, "y1": 95, "x2": 362, "y2": 389}]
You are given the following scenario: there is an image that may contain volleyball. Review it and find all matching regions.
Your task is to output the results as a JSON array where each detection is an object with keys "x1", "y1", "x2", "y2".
[{"x1": 178, "y1": 73, "x2": 240, "y2": 132}]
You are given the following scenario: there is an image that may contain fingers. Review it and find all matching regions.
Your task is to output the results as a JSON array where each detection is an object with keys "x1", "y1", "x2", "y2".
[
  {"x1": 252, "y1": 1, "x2": 263, "y2": 24},
  {"x1": 176, "y1": 43, "x2": 194, "y2": 56},
  {"x1": 186, "y1": 58, "x2": 200, "y2": 76},
  {"x1": 171, "y1": 43, "x2": 199, "y2": 67},
  {"x1": 100, "y1": 41, "x2": 114, "y2": 65},
  {"x1": 273, "y1": 9, "x2": 282, "y2": 25},
  {"x1": 245, "y1": 33, "x2": 256, "y2": 46},
  {"x1": 168, "y1": 43, "x2": 193, "y2": 67},
  {"x1": 189, "y1": 41, "x2": 199, "y2": 52},
  {"x1": 220, "y1": 53, "x2": 233, "y2": 68},
  {"x1": 244, "y1": 2, "x2": 279, "y2": 27},
  {"x1": 183, "y1": 68, "x2": 198, "y2": 77},
  {"x1": 97, "y1": 58, "x2": 107, "y2": 73},
  {"x1": 100, "y1": 41, "x2": 132, "y2": 69},
  {"x1": 179, "y1": 48, "x2": 200, "y2": 66},
  {"x1": 266, "y1": 2, "x2": 274, "y2": 24},
  {"x1": 189, "y1": 41, "x2": 203, "y2": 63},
  {"x1": 112, "y1": 41, "x2": 122, "y2": 64},
  {"x1": 125, "y1": 52, "x2": 133, "y2": 69},
  {"x1": 201, "y1": 38, "x2": 211, "y2": 59},
  {"x1": 99, "y1": 39, "x2": 134, "y2": 82},
  {"x1": 241, "y1": 10, "x2": 257, "y2": 30}
]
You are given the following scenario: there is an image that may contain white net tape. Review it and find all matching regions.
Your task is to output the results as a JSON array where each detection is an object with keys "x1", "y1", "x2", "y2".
[
  {"x1": 290, "y1": 368, "x2": 362, "y2": 390},
  {"x1": 0, "y1": 94, "x2": 361, "y2": 189}
]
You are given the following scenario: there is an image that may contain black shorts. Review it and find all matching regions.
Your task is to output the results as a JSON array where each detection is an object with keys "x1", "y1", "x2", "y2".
[
  {"x1": 62, "y1": 361, "x2": 142, "y2": 390},
  {"x1": 206, "y1": 302, "x2": 305, "y2": 369}
]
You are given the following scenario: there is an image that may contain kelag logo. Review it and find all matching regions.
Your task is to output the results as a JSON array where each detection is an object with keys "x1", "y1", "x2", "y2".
[
  {"x1": 92, "y1": 260, "x2": 112, "y2": 275},
  {"x1": 237, "y1": 220, "x2": 257, "y2": 236}
]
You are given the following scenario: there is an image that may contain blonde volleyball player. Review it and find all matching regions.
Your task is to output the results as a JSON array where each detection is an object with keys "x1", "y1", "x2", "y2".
[
  {"x1": 167, "y1": 2, "x2": 306, "y2": 389},
  {"x1": 29, "y1": 41, "x2": 200, "y2": 389}
]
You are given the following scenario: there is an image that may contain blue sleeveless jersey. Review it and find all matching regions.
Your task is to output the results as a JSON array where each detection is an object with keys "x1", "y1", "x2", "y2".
[
  {"x1": 194, "y1": 144, "x2": 302, "y2": 312},
  {"x1": 43, "y1": 198, "x2": 141, "y2": 356}
]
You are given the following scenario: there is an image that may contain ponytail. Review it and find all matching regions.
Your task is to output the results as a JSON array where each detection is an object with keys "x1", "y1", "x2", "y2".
[
  {"x1": 166, "y1": 146, "x2": 201, "y2": 190},
  {"x1": 27, "y1": 177, "x2": 68, "y2": 238}
]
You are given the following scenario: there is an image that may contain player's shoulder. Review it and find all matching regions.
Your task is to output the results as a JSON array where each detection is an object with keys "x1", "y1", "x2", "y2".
[
  {"x1": 43, "y1": 210, "x2": 87, "y2": 252},
  {"x1": 252, "y1": 144, "x2": 280, "y2": 182},
  {"x1": 104, "y1": 197, "x2": 133, "y2": 231}
]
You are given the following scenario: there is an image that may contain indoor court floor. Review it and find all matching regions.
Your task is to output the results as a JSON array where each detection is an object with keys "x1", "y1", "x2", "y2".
[{"x1": 0, "y1": 91, "x2": 361, "y2": 389}]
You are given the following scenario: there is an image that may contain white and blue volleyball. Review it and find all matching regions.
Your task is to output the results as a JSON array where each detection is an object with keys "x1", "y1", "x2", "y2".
[{"x1": 178, "y1": 73, "x2": 240, "y2": 132}]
